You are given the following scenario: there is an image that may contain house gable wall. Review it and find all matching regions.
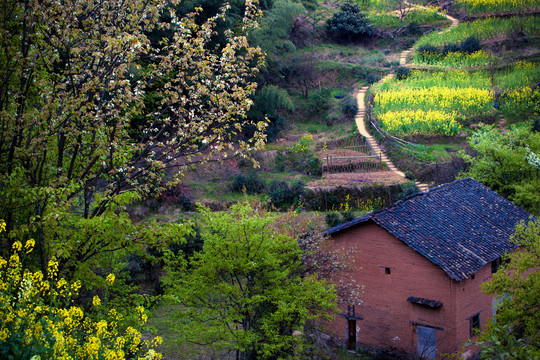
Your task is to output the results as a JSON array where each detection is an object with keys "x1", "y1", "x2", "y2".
[
  {"x1": 329, "y1": 222, "x2": 459, "y2": 356},
  {"x1": 454, "y1": 263, "x2": 495, "y2": 357}
]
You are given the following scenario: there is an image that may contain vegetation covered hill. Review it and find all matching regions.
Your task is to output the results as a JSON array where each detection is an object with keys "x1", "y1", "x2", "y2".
[{"x1": 0, "y1": 0, "x2": 539, "y2": 359}]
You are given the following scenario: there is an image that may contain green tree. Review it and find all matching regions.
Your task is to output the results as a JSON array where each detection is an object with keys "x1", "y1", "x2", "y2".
[
  {"x1": 326, "y1": 1, "x2": 374, "y2": 43},
  {"x1": 0, "y1": 0, "x2": 266, "y2": 283},
  {"x1": 249, "y1": 0, "x2": 306, "y2": 60},
  {"x1": 472, "y1": 220, "x2": 540, "y2": 359},
  {"x1": 460, "y1": 125, "x2": 540, "y2": 216},
  {"x1": 163, "y1": 201, "x2": 336, "y2": 360}
]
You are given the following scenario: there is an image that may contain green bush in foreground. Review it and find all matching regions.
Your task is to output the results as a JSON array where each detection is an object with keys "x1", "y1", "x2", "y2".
[
  {"x1": 163, "y1": 202, "x2": 336, "y2": 360},
  {"x1": 470, "y1": 220, "x2": 540, "y2": 359}
]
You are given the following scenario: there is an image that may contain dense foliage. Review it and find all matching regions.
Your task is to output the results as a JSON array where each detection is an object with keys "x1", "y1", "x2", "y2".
[
  {"x1": 0, "y1": 222, "x2": 161, "y2": 360},
  {"x1": 326, "y1": 1, "x2": 374, "y2": 43},
  {"x1": 163, "y1": 202, "x2": 336, "y2": 360},
  {"x1": 0, "y1": 0, "x2": 265, "y2": 284},
  {"x1": 473, "y1": 220, "x2": 540, "y2": 359},
  {"x1": 460, "y1": 126, "x2": 540, "y2": 216}
]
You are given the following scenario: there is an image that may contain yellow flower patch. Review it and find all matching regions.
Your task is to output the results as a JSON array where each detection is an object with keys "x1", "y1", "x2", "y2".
[
  {"x1": 378, "y1": 110, "x2": 461, "y2": 136},
  {"x1": 0, "y1": 230, "x2": 161, "y2": 360}
]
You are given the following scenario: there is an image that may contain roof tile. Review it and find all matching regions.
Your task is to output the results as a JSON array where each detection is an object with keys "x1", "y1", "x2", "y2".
[{"x1": 325, "y1": 178, "x2": 534, "y2": 281}]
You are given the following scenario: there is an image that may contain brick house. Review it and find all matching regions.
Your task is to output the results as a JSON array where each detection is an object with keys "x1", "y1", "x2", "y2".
[{"x1": 325, "y1": 178, "x2": 533, "y2": 359}]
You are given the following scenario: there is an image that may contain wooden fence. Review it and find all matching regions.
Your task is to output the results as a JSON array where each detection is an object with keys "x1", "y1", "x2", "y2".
[
  {"x1": 324, "y1": 154, "x2": 383, "y2": 173},
  {"x1": 320, "y1": 134, "x2": 383, "y2": 173}
]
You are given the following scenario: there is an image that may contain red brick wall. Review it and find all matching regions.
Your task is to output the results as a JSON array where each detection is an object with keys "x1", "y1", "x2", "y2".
[
  {"x1": 327, "y1": 221, "x2": 496, "y2": 358},
  {"x1": 454, "y1": 263, "x2": 495, "y2": 358}
]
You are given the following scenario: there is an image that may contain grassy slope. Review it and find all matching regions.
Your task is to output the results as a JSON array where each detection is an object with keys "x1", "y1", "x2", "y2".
[{"x1": 146, "y1": 2, "x2": 539, "y2": 354}]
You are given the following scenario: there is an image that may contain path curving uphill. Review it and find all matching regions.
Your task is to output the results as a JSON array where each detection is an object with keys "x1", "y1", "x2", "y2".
[{"x1": 354, "y1": 7, "x2": 459, "y2": 193}]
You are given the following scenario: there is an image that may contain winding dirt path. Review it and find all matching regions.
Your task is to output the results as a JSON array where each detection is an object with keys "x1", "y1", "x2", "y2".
[{"x1": 354, "y1": 8, "x2": 459, "y2": 193}]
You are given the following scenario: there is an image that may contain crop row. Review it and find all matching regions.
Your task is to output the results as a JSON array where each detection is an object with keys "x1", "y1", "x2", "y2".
[
  {"x1": 374, "y1": 86, "x2": 493, "y2": 119},
  {"x1": 456, "y1": 0, "x2": 540, "y2": 14},
  {"x1": 372, "y1": 70, "x2": 494, "y2": 137},
  {"x1": 414, "y1": 16, "x2": 540, "y2": 48},
  {"x1": 378, "y1": 110, "x2": 461, "y2": 136},
  {"x1": 495, "y1": 61, "x2": 540, "y2": 90},
  {"x1": 499, "y1": 87, "x2": 540, "y2": 122},
  {"x1": 373, "y1": 71, "x2": 540, "y2": 136},
  {"x1": 413, "y1": 50, "x2": 493, "y2": 67},
  {"x1": 375, "y1": 70, "x2": 492, "y2": 90}
]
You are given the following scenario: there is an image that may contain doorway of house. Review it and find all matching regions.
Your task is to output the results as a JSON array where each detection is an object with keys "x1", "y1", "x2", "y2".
[
  {"x1": 417, "y1": 325, "x2": 436, "y2": 359},
  {"x1": 347, "y1": 319, "x2": 356, "y2": 350}
]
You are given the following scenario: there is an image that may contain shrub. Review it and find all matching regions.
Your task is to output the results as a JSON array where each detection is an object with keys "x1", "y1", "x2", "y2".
[
  {"x1": 275, "y1": 135, "x2": 322, "y2": 177},
  {"x1": 269, "y1": 180, "x2": 305, "y2": 209},
  {"x1": 291, "y1": 180, "x2": 306, "y2": 201},
  {"x1": 325, "y1": 212, "x2": 342, "y2": 228},
  {"x1": 354, "y1": 67, "x2": 369, "y2": 80},
  {"x1": 417, "y1": 45, "x2": 440, "y2": 54},
  {"x1": 460, "y1": 36, "x2": 482, "y2": 54},
  {"x1": 326, "y1": 1, "x2": 374, "y2": 43},
  {"x1": 341, "y1": 211, "x2": 356, "y2": 223},
  {"x1": 442, "y1": 43, "x2": 461, "y2": 56},
  {"x1": 407, "y1": 22, "x2": 422, "y2": 35},
  {"x1": 383, "y1": 60, "x2": 400, "y2": 68},
  {"x1": 397, "y1": 181, "x2": 419, "y2": 200},
  {"x1": 532, "y1": 116, "x2": 540, "y2": 133},
  {"x1": 342, "y1": 94, "x2": 359, "y2": 119},
  {"x1": 366, "y1": 72, "x2": 381, "y2": 85},
  {"x1": 405, "y1": 170, "x2": 416, "y2": 181},
  {"x1": 309, "y1": 89, "x2": 331, "y2": 115},
  {"x1": 325, "y1": 211, "x2": 356, "y2": 228},
  {"x1": 232, "y1": 173, "x2": 248, "y2": 192},
  {"x1": 266, "y1": 116, "x2": 286, "y2": 142},
  {"x1": 396, "y1": 66, "x2": 410, "y2": 80},
  {"x1": 231, "y1": 170, "x2": 266, "y2": 194}
]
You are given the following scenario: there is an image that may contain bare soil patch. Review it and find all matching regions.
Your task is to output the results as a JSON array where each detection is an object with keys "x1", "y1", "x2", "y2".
[{"x1": 308, "y1": 170, "x2": 406, "y2": 188}]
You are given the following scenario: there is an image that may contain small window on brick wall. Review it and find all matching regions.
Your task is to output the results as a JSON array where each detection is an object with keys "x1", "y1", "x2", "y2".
[
  {"x1": 469, "y1": 313, "x2": 481, "y2": 337},
  {"x1": 491, "y1": 257, "x2": 502, "y2": 273},
  {"x1": 385, "y1": 267, "x2": 391, "y2": 275}
]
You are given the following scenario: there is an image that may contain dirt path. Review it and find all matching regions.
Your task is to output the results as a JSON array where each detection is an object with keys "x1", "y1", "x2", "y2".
[{"x1": 353, "y1": 6, "x2": 459, "y2": 193}]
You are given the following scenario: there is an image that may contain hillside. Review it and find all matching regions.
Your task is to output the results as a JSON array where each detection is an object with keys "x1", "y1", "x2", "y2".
[{"x1": 0, "y1": 0, "x2": 538, "y2": 359}]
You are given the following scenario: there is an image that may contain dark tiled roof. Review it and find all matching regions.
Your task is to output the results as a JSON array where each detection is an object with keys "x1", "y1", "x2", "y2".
[
  {"x1": 407, "y1": 296, "x2": 442, "y2": 308},
  {"x1": 325, "y1": 178, "x2": 534, "y2": 281}
]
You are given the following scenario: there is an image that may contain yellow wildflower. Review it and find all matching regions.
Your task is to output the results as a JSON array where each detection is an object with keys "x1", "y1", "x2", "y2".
[{"x1": 106, "y1": 273, "x2": 115, "y2": 286}]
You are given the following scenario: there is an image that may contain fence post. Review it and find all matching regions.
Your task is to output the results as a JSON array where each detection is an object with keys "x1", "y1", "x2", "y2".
[{"x1": 326, "y1": 154, "x2": 329, "y2": 173}]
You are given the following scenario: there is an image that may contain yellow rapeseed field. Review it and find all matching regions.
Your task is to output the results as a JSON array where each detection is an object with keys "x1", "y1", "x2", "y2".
[
  {"x1": 457, "y1": 0, "x2": 540, "y2": 14},
  {"x1": 378, "y1": 110, "x2": 461, "y2": 136},
  {"x1": 375, "y1": 86, "x2": 493, "y2": 117}
]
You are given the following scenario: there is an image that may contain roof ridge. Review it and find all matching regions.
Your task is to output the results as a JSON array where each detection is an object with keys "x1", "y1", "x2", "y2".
[{"x1": 324, "y1": 178, "x2": 533, "y2": 281}]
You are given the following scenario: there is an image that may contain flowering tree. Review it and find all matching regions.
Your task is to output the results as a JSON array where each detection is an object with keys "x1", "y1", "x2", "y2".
[{"x1": 0, "y1": 0, "x2": 266, "y2": 280}]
